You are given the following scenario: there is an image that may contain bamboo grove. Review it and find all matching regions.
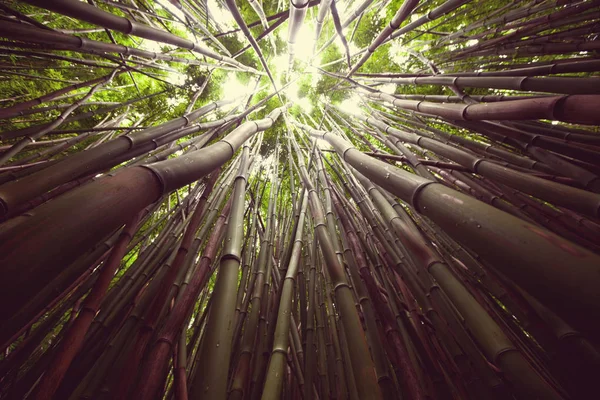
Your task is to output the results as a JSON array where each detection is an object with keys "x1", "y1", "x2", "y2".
[{"x1": 0, "y1": 0, "x2": 599, "y2": 399}]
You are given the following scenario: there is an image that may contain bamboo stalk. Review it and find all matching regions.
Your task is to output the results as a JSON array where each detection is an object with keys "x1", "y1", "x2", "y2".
[{"x1": 301, "y1": 121, "x2": 600, "y2": 337}]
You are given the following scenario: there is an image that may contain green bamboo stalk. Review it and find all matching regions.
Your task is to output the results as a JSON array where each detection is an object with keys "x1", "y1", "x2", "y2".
[
  {"x1": 189, "y1": 146, "x2": 252, "y2": 399},
  {"x1": 261, "y1": 191, "x2": 308, "y2": 399}
]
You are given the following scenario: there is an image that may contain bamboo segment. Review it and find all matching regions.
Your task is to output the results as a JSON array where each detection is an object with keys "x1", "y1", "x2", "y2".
[
  {"x1": 0, "y1": 108, "x2": 284, "y2": 326},
  {"x1": 189, "y1": 148, "x2": 251, "y2": 399},
  {"x1": 22, "y1": 0, "x2": 257, "y2": 72},
  {"x1": 368, "y1": 91, "x2": 600, "y2": 125},
  {"x1": 301, "y1": 122, "x2": 600, "y2": 337},
  {"x1": 1, "y1": 2, "x2": 600, "y2": 399},
  {"x1": 294, "y1": 140, "x2": 383, "y2": 400},
  {"x1": 261, "y1": 192, "x2": 308, "y2": 399}
]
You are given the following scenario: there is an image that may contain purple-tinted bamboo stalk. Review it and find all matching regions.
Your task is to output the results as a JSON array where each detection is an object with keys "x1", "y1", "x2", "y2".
[
  {"x1": 300, "y1": 121, "x2": 600, "y2": 337},
  {"x1": 129, "y1": 201, "x2": 231, "y2": 400},
  {"x1": 29, "y1": 211, "x2": 143, "y2": 400},
  {"x1": 22, "y1": 0, "x2": 257, "y2": 71},
  {"x1": 367, "y1": 91, "x2": 600, "y2": 125}
]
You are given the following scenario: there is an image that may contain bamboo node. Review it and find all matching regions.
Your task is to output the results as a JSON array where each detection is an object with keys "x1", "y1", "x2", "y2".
[
  {"x1": 332, "y1": 282, "x2": 350, "y2": 292},
  {"x1": 410, "y1": 181, "x2": 437, "y2": 210}
]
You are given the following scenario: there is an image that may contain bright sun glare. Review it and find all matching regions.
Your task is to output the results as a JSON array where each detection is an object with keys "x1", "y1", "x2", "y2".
[
  {"x1": 294, "y1": 24, "x2": 316, "y2": 62},
  {"x1": 155, "y1": 2, "x2": 362, "y2": 117},
  {"x1": 339, "y1": 94, "x2": 364, "y2": 116},
  {"x1": 221, "y1": 76, "x2": 253, "y2": 102},
  {"x1": 207, "y1": 0, "x2": 235, "y2": 29}
]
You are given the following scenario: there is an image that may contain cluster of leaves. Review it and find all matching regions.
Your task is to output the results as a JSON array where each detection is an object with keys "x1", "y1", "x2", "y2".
[{"x1": 2, "y1": 0, "x2": 596, "y2": 167}]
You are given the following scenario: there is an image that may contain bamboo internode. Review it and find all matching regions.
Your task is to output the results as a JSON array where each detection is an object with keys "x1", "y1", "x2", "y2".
[{"x1": 1, "y1": 1, "x2": 599, "y2": 399}]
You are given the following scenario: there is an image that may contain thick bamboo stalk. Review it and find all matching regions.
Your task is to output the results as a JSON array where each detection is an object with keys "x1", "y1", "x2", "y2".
[
  {"x1": 362, "y1": 75, "x2": 600, "y2": 95},
  {"x1": 314, "y1": 0, "x2": 332, "y2": 49},
  {"x1": 189, "y1": 147, "x2": 251, "y2": 399},
  {"x1": 0, "y1": 98, "x2": 233, "y2": 217},
  {"x1": 357, "y1": 113, "x2": 600, "y2": 215},
  {"x1": 356, "y1": 172, "x2": 566, "y2": 399},
  {"x1": 367, "y1": 91, "x2": 600, "y2": 125},
  {"x1": 29, "y1": 212, "x2": 142, "y2": 400},
  {"x1": 288, "y1": 0, "x2": 310, "y2": 67},
  {"x1": 22, "y1": 0, "x2": 256, "y2": 72},
  {"x1": 301, "y1": 122, "x2": 600, "y2": 337},
  {"x1": 0, "y1": 107, "x2": 284, "y2": 326}
]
